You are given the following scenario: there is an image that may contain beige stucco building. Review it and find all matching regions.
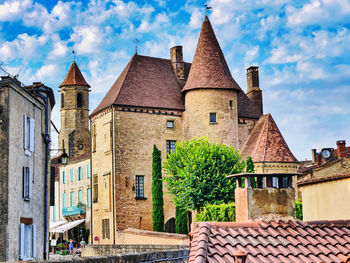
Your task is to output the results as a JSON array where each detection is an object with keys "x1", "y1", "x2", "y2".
[
  {"x1": 298, "y1": 140, "x2": 350, "y2": 221},
  {"x1": 88, "y1": 16, "x2": 298, "y2": 244},
  {"x1": 0, "y1": 77, "x2": 55, "y2": 261}
]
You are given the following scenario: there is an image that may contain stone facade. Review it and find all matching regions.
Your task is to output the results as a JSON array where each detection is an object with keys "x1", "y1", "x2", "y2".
[{"x1": 0, "y1": 77, "x2": 54, "y2": 261}]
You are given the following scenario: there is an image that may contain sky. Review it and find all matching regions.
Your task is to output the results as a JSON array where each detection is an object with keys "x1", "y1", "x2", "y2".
[{"x1": 1, "y1": 0, "x2": 350, "y2": 161}]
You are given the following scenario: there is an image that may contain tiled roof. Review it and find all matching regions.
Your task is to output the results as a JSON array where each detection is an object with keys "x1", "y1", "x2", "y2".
[
  {"x1": 181, "y1": 16, "x2": 241, "y2": 93},
  {"x1": 90, "y1": 54, "x2": 188, "y2": 116},
  {"x1": 189, "y1": 220, "x2": 350, "y2": 263},
  {"x1": 297, "y1": 173, "x2": 350, "y2": 187},
  {"x1": 241, "y1": 113, "x2": 298, "y2": 162},
  {"x1": 59, "y1": 61, "x2": 90, "y2": 87}
]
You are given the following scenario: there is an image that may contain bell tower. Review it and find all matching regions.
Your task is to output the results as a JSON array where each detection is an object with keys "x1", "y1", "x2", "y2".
[{"x1": 58, "y1": 61, "x2": 90, "y2": 159}]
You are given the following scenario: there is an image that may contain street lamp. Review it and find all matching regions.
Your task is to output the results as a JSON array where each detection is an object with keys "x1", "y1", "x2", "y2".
[{"x1": 50, "y1": 148, "x2": 69, "y2": 165}]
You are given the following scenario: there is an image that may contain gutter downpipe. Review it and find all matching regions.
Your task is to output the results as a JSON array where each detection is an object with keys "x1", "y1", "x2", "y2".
[
  {"x1": 34, "y1": 89, "x2": 50, "y2": 260},
  {"x1": 112, "y1": 106, "x2": 116, "y2": 244}
]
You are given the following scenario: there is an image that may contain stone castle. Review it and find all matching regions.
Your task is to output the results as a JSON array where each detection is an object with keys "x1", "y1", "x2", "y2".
[{"x1": 58, "y1": 16, "x2": 298, "y2": 244}]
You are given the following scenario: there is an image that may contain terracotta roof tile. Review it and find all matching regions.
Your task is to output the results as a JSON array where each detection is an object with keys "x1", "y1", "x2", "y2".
[
  {"x1": 59, "y1": 61, "x2": 90, "y2": 87},
  {"x1": 189, "y1": 220, "x2": 350, "y2": 262},
  {"x1": 182, "y1": 16, "x2": 240, "y2": 94},
  {"x1": 241, "y1": 113, "x2": 298, "y2": 163}
]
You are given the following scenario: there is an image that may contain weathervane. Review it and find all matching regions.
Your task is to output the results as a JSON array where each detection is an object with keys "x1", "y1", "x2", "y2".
[
  {"x1": 134, "y1": 39, "x2": 140, "y2": 54},
  {"x1": 72, "y1": 50, "x2": 76, "y2": 62},
  {"x1": 205, "y1": 1, "x2": 212, "y2": 16}
]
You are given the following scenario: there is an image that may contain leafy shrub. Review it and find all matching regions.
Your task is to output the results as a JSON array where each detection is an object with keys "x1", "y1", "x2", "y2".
[
  {"x1": 176, "y1": 205, "x2": 188, "y2": 234},
  {"x1": 295, "y1": 199, "x2": 303, "y2": 220},
  {"x1": 196, "y1": 202, "x2": 235, "y2": 222},
  {"x1": 57, "y1": 243, "x2": 65, "y2": 250}
]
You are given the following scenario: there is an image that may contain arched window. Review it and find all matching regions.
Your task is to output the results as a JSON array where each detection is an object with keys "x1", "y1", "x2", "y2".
[
  {"x1": 61, "y1": 93, "x2": 64, "y2": 108},
  {"x1": 77, "y1": 92, "x2": 84, "y2": 108},
  {"x1": 165, "y1": 218, "x2": 176, "y2": 233}
]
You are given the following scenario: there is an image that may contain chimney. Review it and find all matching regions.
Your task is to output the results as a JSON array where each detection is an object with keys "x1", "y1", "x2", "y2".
[
  {"x1": 311, "y1": 149, "x2": 317, "y2": 163},
  {"x1": 337, "y1": 140, "x2": 347, "y2": 158},
  {"x1": 170, "y1": 46, "x2": 185, "y2": 80},
  {"x1": 233, "y1": 173, "x2": 295, "y2": 222},
  {"x1": 246, "y1": 66, "x2": 263, "y2": 116}
]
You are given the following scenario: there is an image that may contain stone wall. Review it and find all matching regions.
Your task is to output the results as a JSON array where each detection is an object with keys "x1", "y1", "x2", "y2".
[
  {"x1": 238, "y1": 118, "x2": 256, "y2": 151},
  {"x1": 183, "y1": 89, "x2": 239, "y2": 148},
  {"x1": 0, "y1": 84, "x2": 9, "y2": 262}
]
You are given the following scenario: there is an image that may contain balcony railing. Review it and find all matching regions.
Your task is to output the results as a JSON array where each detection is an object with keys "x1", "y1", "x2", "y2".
[{"x1": 62, "y1": 204, "x2": 86, "y2": 217}]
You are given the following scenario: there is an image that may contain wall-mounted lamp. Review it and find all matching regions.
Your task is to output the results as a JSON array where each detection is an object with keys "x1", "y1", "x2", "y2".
[{"x1": 50, "y1": 148, "x2": 69, "y2": 165}]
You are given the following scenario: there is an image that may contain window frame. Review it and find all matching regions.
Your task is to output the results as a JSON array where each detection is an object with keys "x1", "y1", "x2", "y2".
[
  {"x1": 209, "y1": 112, "x2": 217, "y2": 123},
  {"x1": 23, "y1": 115, "x2": 35, "y2": 155},
  {"x1": 166, "y1": 140, "x2": 176, "y2": 157},
  {"x1": 19, "y1": 223, "x2": 36, "y2": 260},
  {"x1": 166, "y1": 120, "x2": 175, "y2": 129},
  {"x1": 93, "y1": 176, "x2": 98, "y2": 203},
  {"x1": 135, "y1": 175, "x2": 146, "y2": 200},
  {"x1": 23, "y1": 167, "x2": 32, "y2": 201}
]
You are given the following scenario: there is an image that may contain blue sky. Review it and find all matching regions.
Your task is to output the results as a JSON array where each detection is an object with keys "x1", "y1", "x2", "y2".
[{"x1": 1, "y1": 0, "x2": 350, "y2": 160}]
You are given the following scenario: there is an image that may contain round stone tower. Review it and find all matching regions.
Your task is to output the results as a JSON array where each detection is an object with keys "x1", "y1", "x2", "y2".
[
  {"x1": 58, "y1": 61, "x2": 90, "y2": 159},
  {"x1": 182, "y1": 16, "x2": 240, "y2": 148}
]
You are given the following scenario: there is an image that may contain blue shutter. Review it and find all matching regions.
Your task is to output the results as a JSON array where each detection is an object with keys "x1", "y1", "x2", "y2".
[
  {"x1": 19, "y1": 224, "x2": 25, "y2": 260},
  {"x1": 32, "y1": 224, "x2": 36, "y2": 258},
  {"x1": 62, "y1": 171, "x2": 65, "y2": 184},
  {"x1": 77, "y1": 168, "x2": 79, "y2": 180},
  {"x1": 63, "y1": 193, "x2": 66, "y2": 208},
  {"x1": 87, "y1": 188, "x2": 91, "y2": 208},
  {"x1": 70, "y1": 192, "x2": 74, "y2": 207},
  {"x1": 78, "y1": 190, "x2": 82, "y2": 204},
  {"x1": 87, "y1": 164, "x2": 90, "y2": 178},
  {"x1": 70, "y1": 169, "x2": 73, "y2": 182}
]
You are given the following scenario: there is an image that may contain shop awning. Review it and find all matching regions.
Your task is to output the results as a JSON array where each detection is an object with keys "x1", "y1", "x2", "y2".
[
  {"x1": 50, "y1": 219, "x2": 85, "y2": 233},
  {"x1": 50, "y1": 221, "x2": 67, "y2": 232}
]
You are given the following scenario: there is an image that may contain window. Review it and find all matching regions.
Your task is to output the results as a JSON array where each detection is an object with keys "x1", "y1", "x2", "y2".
[
  {"x1": 93, "y1": 176, "x2": 98, "y2": 202},
  {"x1": 78, "y1": 167, "x2": 83, "y2": 180},
  {"x1": 70, "y1": 169, "x2": 74, "y2": 182},
  {"x1": 166, "y1": 140, "x2": 176, "y2": 156},
  {"x1": 19, "y1": 223, "x2": 36, "y2": 260},
  {"x1": 102, "y1": 219, "x2": 110, "y2": 239},
  {"x1": 272, "y1": 177, "x2": 279, "y2": 188},
  {"x1": 209, "y1": 113, "x2": 216, "y2": 123},
  {"x1": 23, "y1": 115, "x2": 35, "y2": 154},
  {"x1": 78, "y1": 190, "x2": 83, "y2": 204},
  {"x1": 92, "y1": 124, "x2": 96, "y2": 152},
  {"x1": 61, "y1": 93, "x2": 64, "y2": 109},
  {"x1": 229, "y1": 100, "x2": 233, "y2": 108},
  {"x1": 87, "y1": 164, "x2": 91, "y2": 178},
  {"x1": 23, "y1": 167, "x2": 32, "y2": 201},
  {"x1": 62, "y1": 171, "x2": 66, "y2": 184},
  {"x1": 77, "y1": 93, "x2": 84, "y2": 108},
  {"x1": 63, "y1": 193, "x2": 67, "y2": 208},
  {"x1": 87, "y1": 188, "x2": 91, "y2": 208},
  {"x1": 70, "y1": 192, "x2": 74, "y2": 207},
  {"x1": 167, "y1": 120, "x2": 174, "y2": 129},
  {"x1": 135, "y1": 175, "x2": 145, "y2": 199}
]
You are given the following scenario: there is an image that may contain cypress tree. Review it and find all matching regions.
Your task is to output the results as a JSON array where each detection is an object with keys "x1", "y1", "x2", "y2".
[
  {"x1": 246, "y1": 156, "x2": 256, "y2": 188},
  {"x1": 152, "y1": 144, "x2": 164, "y2": 232},
  {"x1": 175, "y1": 205, "x2": 188, "y2": 234}
]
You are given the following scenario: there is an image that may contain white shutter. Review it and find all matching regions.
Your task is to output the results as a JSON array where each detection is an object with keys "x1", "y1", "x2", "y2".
[
  {"x1": 29, "y1": 167, "x2": 32, "y2": 199},
  {"x1": 272, "y1": 177, "x2": 279, "y2": 188},
  {"x1": 32, "y1": 224, "x2": 36, "y2": 258},
  {"x1": 23, "y1": 115, "x2": 28, "y2": 150},
  {"x1": 29, "y1": 118, "x2": 35, "y2": 152},
  {"x1": 19, "y1": 224, "x2": 25, "y2": 260}
]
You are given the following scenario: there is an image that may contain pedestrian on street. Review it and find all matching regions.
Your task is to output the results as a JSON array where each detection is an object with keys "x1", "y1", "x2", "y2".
[{"x1": 69, "y1": 239, "x2": 74, "y2": 255}]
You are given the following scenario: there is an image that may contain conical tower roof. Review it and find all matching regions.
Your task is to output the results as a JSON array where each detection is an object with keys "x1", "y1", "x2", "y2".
[
  {"x1": 59, "y1": 61, "x2": 90, "y2": 87},
  {"x1": 182, "y1": 16, "x2": 240, "y2": 93},
  {"x1": 241, "y1": 114, "x2": 298, "y2": 163}
]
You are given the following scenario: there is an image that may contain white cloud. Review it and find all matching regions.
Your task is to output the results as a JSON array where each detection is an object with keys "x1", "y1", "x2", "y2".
[
  {"x1": 49, "y1": 38, "x2": 69, "y2": 58},
  {"x1": 31, "y1": 64, "x2": 59, "y2": 82},
  {"x1": 244, "y1": 46, "x2": 259, "y2": 64},
  {"x1": 189, "y1": 8, "x2": 203, "y2": 29},
  {"x1": 0, "y1": 0, "x2": 32, "y2": 21},
  {"x1": 71, "y1": 26, "x2": 103, "y2": 54}
]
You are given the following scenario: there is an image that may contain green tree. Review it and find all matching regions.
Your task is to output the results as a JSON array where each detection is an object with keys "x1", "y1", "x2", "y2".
[
  {"x1": 175, "y1": 205, "x2": 188, "y2": 234},
  {"x1": 246, "y1": 156, "x2": 256, "y2": 188},
  {"x1": 295, "y1": 199, "x2": 303, "y2": 220},
  {"x1": 196, "y1": 202, "x2": 235, "y2": 222},
  {"x1": 164, "y1": 138, "x2": 245, "y2": 211},
  {"x1": 152, "y1": 145, "x2": 164, "y2": 232}
]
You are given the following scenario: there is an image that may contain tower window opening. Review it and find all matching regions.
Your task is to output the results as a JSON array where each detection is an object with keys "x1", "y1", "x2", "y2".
[
  {"x1": 210, "y1": 112, "x2": 217, "y2": 123},
  {"x1": 77, "y1": 92, "x2": 84, "y2": 108},
  {"x1": 229, "y1": 100, "x2": 233, "y2": 108},
  {"x1": 61, "y1": 93, "x2": 64, "y2": 108}
]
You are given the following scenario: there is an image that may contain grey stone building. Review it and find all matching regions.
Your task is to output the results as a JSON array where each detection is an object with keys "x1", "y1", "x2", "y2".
[{"x1": 0, "y1": 76, "x2": 55, "y2": 261}]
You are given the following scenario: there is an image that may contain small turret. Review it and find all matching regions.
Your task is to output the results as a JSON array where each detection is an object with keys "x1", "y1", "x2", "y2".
[{"x1": 246, "y1": 66, "x2": 263, "y2": 116}]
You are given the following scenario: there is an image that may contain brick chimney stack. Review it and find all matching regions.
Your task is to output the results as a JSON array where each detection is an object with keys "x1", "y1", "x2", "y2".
[
  {"x1": 232, "y1": 173, "x2": 296, "y2": 222},
  {"x1": 337, "y1": 140, "x2": 347, "y2": 158},
  {"x1": 246, "y1": 66, "x2": 263, "y2": 116},
  {"x1": 311, "y1": 149, "x2": 317, "y2": 163},
  {"x1": 170, "y1": 46, "x2": 185, "y2": 80}
]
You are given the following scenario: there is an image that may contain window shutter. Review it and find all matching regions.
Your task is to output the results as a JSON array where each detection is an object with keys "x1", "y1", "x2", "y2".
[
  {"x1": 19, "y1": 224, "x2": 25, "y2": 260},
  {"x1": 29, "y1": 167, "x2": 32, "y2": 199},
  {"x1": 77, "y1": 168, "x2": 79, "y2": 180},
  {"x1": 23, "y1": 115, "x2": 28, "y2": 150},
  {"x1": 80, "y1": 167, "x2": 83, "y2": 180},
  {"x1": 22, "y1": 167, "x2": 25, "y2": 198},
  {"x1": 32, "y1": 224, "x2": 36, "y2": 258},
  {"x1": 107, "y1": 219, "x2": 110, "y2": 239},
  {"x1": 29, "y1": 118, "x2": 35, "y2": 152},
  {"x1": 102, "y1": 219, "x2": 105, "y2": 239}
]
